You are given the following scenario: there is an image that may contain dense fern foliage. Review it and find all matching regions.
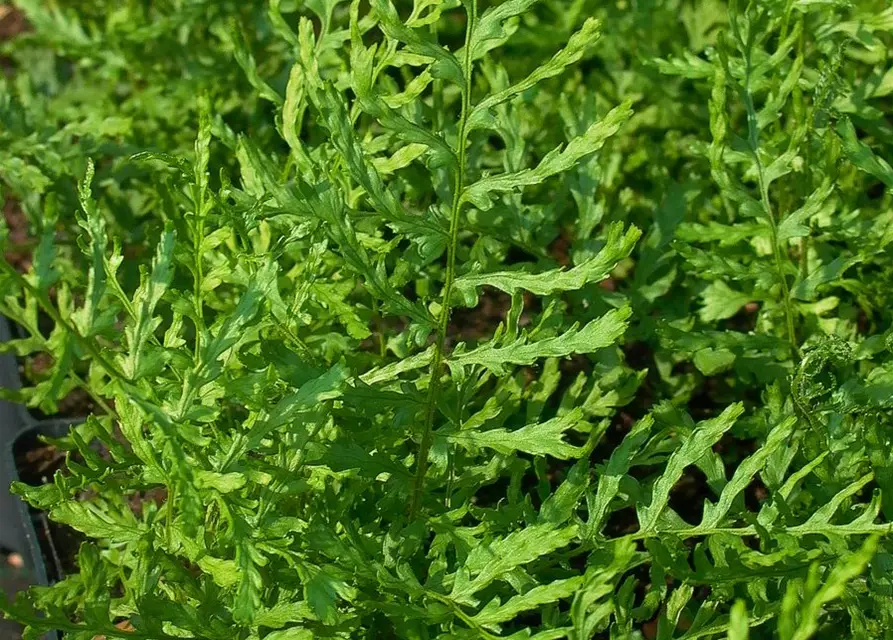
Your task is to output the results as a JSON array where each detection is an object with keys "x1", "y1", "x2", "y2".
[{"x1": 1, "y1": 0, "x2": 893, "y2": 638}]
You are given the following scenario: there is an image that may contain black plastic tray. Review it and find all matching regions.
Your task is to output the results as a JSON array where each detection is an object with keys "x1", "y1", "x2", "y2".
[{"x1": 0, "y1": 315, "x2": 66, "y2": 639}]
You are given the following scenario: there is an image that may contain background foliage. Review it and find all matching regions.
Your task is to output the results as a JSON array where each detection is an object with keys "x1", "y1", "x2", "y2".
[{"x1": 1, "y1": 0, "x2": 893, "y2": 638}]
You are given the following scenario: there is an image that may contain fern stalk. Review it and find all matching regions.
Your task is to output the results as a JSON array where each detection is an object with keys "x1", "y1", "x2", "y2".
[
  {"x1": 757, "y1": 163, "x2": 798, "y2": 350},
  {"x1": 409, "y1": 0, "x2": 477, "y2": 518},
  {"x1": 734, "y1": 17, "x2": 799, "y2": 351}
]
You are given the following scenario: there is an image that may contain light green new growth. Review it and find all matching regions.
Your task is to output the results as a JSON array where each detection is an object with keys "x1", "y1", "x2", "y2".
[{"x1": 1, "y1": 0, "x2": 892, "y2": 638}]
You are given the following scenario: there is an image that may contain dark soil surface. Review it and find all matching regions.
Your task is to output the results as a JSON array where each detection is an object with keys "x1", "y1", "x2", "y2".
[
  {"x1": 1, "y1": 200, "x2": 30, "y2": 273},
  {"x1": 0, "y1": 5, "x2": 26, "y2": 82},
  {"x1": 0, "y1": 5, "x2": 26, "y2": 41},
  {"x1": 449, "y1": 288, "x2": 513, "y2": 343}
]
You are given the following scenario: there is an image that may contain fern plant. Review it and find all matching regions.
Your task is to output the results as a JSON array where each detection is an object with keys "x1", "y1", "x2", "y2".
[{"x1": 1, "y1": 0, "x2": 893, "y2": 638}]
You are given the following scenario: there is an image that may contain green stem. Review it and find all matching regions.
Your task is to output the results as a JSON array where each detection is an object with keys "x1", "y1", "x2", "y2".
[
  {"x1": 409, "y1": 0, "x2": 476, "y2": 519},
  {"x1": 737, "y1": 33, "x2": 798, "y2": 352},
  {"x1": 165, "y1": 482, "x2": 176, "y2": 546},
  {"x1": 755, "y1": 165, "x2": 798, "y2": 352},
  {"x1": 372, "y1": 297, "x2": 387, "y2": 359},
  {"x1": 257, "y1": 419, "x2": 325, "y2": 520},
  {"x1": 280, "y1": 321, "x2": 317, "y2": 365},
  {"x1": 425, "y1": 589, "x2": 502, "y2": 640},
  {"x1": 69, "y1": 368, "x2": 116, "y2": 417},
  {"x1": 192, "y1": 196, "x2": 205, "y2": 359}
]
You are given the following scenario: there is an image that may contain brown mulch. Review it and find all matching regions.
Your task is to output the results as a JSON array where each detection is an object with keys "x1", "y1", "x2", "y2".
[
  {"x1": 0, "y1": 5, "x2": 28, "y2": 41},
  {"x1": 1, "y1": 6, "x2": 33, "y2": 270},
  {"x1": 2, "y1": 199, "x2": 31, "y2": 271},
  {"x1": 0, "y1": 4, "x2": 29, "y2": 75}
]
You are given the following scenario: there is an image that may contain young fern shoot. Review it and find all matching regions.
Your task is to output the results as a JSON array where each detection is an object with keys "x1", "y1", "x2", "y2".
[
  {"x1": 287, "y1": 0, "x2": 637, "y2": 517},
  {"x1": 411, "y1": 0, "x2": 478, "y2": 519}
]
